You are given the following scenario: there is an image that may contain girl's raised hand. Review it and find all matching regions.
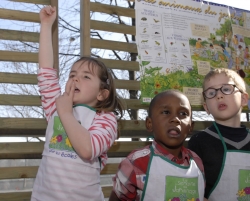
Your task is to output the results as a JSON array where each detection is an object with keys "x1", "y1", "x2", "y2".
[
  {"x1": 39, "y1": 5, "x2": 56, "y2": 26},
  {"x1": 56, "y1": 80, "x2": 75, "y2": 117}
]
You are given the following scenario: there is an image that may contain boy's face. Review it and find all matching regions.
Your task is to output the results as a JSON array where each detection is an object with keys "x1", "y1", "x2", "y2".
[
  {"x1": 146, "y1": 92, "x2": 193, "y2": 155},
  {"x1": 66, "y1": 61, "x2": 103, "y2": 106},
  {"x1": 203, "y1": 73, "x2": 248, "y2": 126}
]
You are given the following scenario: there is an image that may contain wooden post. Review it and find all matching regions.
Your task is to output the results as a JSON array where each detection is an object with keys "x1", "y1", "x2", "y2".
[
  {"x1": 80, "y1": 0, "x2": 91, "y2": 57},
  {"x1": 51, "y1": 0, "x2": 59, "y2": 72}
]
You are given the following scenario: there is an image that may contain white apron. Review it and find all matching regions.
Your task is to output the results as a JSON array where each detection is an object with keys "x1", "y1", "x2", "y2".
[
  {"x1": 141, "y1": 146, "x2": 205, "y2": 201},
  {"x1": 31, "y1": 104, "x2": 104, "y2": 201},
  {"x1": 207, "y1": 122, "x2": 250, "y2": 201}
]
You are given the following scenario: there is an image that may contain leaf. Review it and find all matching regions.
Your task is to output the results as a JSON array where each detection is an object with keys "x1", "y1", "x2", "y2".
[{"x1": 142, "y1": 61, "x2": 150, "y2": 66}]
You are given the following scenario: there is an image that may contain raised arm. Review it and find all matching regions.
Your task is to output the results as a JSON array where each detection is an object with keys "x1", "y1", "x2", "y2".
[{"x1": 39, "y1": 6, "x2": 56, "y2": 68}]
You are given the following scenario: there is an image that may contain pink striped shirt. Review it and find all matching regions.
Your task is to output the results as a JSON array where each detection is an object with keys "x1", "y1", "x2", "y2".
[{"x1": 38, "y1": 68, "x2": 118, "y2": 169}]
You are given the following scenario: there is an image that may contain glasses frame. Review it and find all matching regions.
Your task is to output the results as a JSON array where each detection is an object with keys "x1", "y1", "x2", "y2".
[{"x1": 203, "y1": 84, "x2": 242, "y2": 99}]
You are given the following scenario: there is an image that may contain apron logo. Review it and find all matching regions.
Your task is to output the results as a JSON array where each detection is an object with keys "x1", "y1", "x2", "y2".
[
  {"x1": 165, "y1": 176, "x2": 199, "y2": 201},
  {"x1": 237, "y1": 169, "x2": 250, "y2": 200}
]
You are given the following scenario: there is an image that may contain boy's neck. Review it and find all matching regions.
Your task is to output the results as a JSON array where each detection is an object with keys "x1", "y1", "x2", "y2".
[
  {"x1": 214, "y1": 120, "x2": 241, "y2": 128},
  {"x1": 156, "y1": 141, "x2": 183, "y2": 158}
]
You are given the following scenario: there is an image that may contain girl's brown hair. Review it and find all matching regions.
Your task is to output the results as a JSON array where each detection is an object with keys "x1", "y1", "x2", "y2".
[{"x1": 72, "y1": 57, "x2": 124, "y2": 119}]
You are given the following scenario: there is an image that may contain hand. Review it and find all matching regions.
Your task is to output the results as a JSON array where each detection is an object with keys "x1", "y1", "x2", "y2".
[
  {"x1": 39, "y1": 5, "x2": 56, "y2": 26},
  {"x1": 56, "y1": 80, "x2": 75, "y2": 117}
]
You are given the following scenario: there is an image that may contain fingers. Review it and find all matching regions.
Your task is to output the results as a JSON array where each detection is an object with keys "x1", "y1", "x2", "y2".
[
  {"x1": 69, "y1": 82, "x2": 75, "y2": 99},
  {"x1": 42, "y1": 5, "x2": 56, "y2": 16},
  {"x1": 65, "y1": 79, "x2": 73, "y2": 94}
]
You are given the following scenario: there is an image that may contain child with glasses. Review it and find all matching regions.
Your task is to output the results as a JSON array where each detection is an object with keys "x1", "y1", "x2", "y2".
[{"x1": 188, "y1": 68, "x2": 250, "y2": 201}]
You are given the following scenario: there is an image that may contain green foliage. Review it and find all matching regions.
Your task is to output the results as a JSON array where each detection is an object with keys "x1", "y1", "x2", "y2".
[
  {"x1": 189, "y1": 38, "x2": 197, "y2": 46},
  {"x1": 244, "y1": 38, "x2": 250, "y2": 47}
]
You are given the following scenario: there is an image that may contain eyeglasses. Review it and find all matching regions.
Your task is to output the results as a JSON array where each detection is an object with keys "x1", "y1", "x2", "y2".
[{"x1": 203, "y1": 84, "x2": 242, "y2": 99}]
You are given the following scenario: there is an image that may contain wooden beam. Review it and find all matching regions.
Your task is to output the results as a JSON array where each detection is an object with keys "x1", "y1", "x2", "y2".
[
  {"x1": 0, "y1": 192, "x2": 32, "y2": 201},
  {"x1": 91, "y1": 38, "x2": 137, "y2": 53},
  {"x1": 0, "y1": 94, "x2": 214, "y2": 110},
  {"x1": 0, "y1": 166, "x2": 38, "y2": 179},
  {"x1": 0, "y1": 29, "x2": 39, "y2": 43},
  {"x1": 0, "y1": 51, "x2": 140, "y2": 71},
  {"x1": 98, "y1": 58, "x2": 139, "y2": 71},
  {"x1": 90, "y1": 20, "x2": 135, "y2": 35},
  {"x1": 80, "y1": 0, "x2": 91, "y2": 56},
  {"x1": 0, "y1": 94, "x2": 41, "y2": 106},
  {"x1": 0, "y1": 72, "x2": 37, "y2": 84},
  {"x1": 102, "y1": 186, "x2": 113, "y2": 198},
  {"x1": 0, "y1": 118, "x2": 148, "y2": 132},
  {"x1": 0, "y1": 51, "x2": 38, "y2": 63},
  {"x1": 51, "y1": 0, "x2": 59, "y2": 71},
  {"x1": 0, "y1": 141, "x2": 151, "y2": 159},
  {"x1": 9, "y1": 0, "x2": 50, "y2": 4},
  {"x1": 0, "y1": 8, "x2": 39, "y2": 23},
  {"x1": 0, "y1": 163, "x2": 119, "y2": 179},
  {"x1": 90, "y1": 2, "x2": 135, "y2": 18},
  {"x1": 0, "y1": 187, "x2": 113, "y2": 200},
  {"x1": 0, "y1": 72, "x2": 140, "y2": 89},
  {"x1": 1, "y1": 118, "x2": 250, "y2": 138}
]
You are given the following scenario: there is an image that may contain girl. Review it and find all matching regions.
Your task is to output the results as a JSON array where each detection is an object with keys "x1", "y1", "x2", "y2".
[{"x1": 31, "y1": 6, "x2": 123, "y2": 201}]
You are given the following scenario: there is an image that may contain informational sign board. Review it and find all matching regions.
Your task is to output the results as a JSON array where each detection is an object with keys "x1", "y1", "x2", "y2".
[{"x1": 136, "y1": 0, "x2": 250, "y2": 107}]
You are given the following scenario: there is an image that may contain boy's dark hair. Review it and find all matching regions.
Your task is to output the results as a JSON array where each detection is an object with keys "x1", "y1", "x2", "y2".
[
  {"x1": 72, "y1": 57, "x2": 124, "y2": 118},
  {"x1": 148, "y1": 89, "x2": 190, "y2": 117}
]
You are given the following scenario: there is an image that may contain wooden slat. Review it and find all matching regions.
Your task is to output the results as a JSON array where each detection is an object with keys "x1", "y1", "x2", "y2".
[
  {"x1": 0, "y1": 118, "x2": 46, "y2": 130},
  {"x1": 0, "y1": 95, "x2": 151, "y2": 110},
  {"x1": 9, "y1": 0, "x2": 50, "y2": 4},
  {"x1": 0, "y1": 141, "x2": 191, "y2": 159},
  {"x1": 114, "y1": 80, "x2": 140, "y2": 90},
  {"x1": 0, "y1": 95, "x2": 41, "y2": 107},
  {"x1": 0, "y1": 141, "x2": 151, "y2": 159},
  {"x1": 91, "y1": 38, "x2": 137, "y2": 53},
  {"x1": 1, "y1": 118, "x2": 250, "y2": 138},
  {"x1": 0, "y1": 142, "x2": 44, "y2": 159},
  {"x1": 0, "y1": 188, "x2": 113, "y2": 200},
  {"x1": 0, "y1": 129, "x2": 152, "y2": 138},
  {"x1": 0, "y1": 51, "x2": 139, "y2": 71},
  {"x1": 2, "y1": 93, "x2": 249, "y2": 112},
  {"x1": 0, "y1": 118, "x2": 147, "y2": 132},
  {"x1": 91, "y1": 20, "x2": 135, "y2": 35},
  {"x1": 0, "y1": 51, "x2": 38, "y2": 63},
  {"x1": 0, "y1": 29, "x2": 39, "y2": 43},
  {"x1": 0, "y1": 73, "x2": 37, "y2": 85},
  {"x1": 101, "y1": 163, "x2": 119, "y2": 175},
  {"x1": 90, "y1": 2, "x2": 135, "y2": 18},
  {"x1": 0, "y1": 72, "x2": 140, "y2": 89},
  {"x1": 0, "y1": 192, "x2": 31, "y2": 201},
  {"x1": 0, "y1": 163, "x2": 119, "y2": 180},
  {"x1": 0, "y1": 166, "x2": 38, "y2": 179},
  {"x1": 98, "y1": 58, "x2": 139, "y2": 71},
  {"x1": 102, "y1": 186, "x2": 113, "y2": 198},
  {"x1": 0, "y1": 9, "x2": 39, "y2": 23}
]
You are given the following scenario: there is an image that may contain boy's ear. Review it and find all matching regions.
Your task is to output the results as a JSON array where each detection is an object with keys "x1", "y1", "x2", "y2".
[
  {"x1": 190, "y1": 121, "x2": 195, "y2": 133},
  {"x1": 203, "y1": 101, "x2": 210, "y2": 115},
  {"x1": 241, "y1": 92, "x2": 249, "y2": 107},
  {"x1": 145, "y1": 116, "x2": 153, "y2": 132},
  {"x1": 97, "y1": 89, "x2": 109, "y2": 101}
]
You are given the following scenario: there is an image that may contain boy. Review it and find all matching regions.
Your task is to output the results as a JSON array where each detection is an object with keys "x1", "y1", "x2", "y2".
[
  {"x1": 188, "y1": 68, "x2": 250, "y2": 201},
  {"x1": 109, "y1": 90, "x2": 206, "y2": 201}
]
